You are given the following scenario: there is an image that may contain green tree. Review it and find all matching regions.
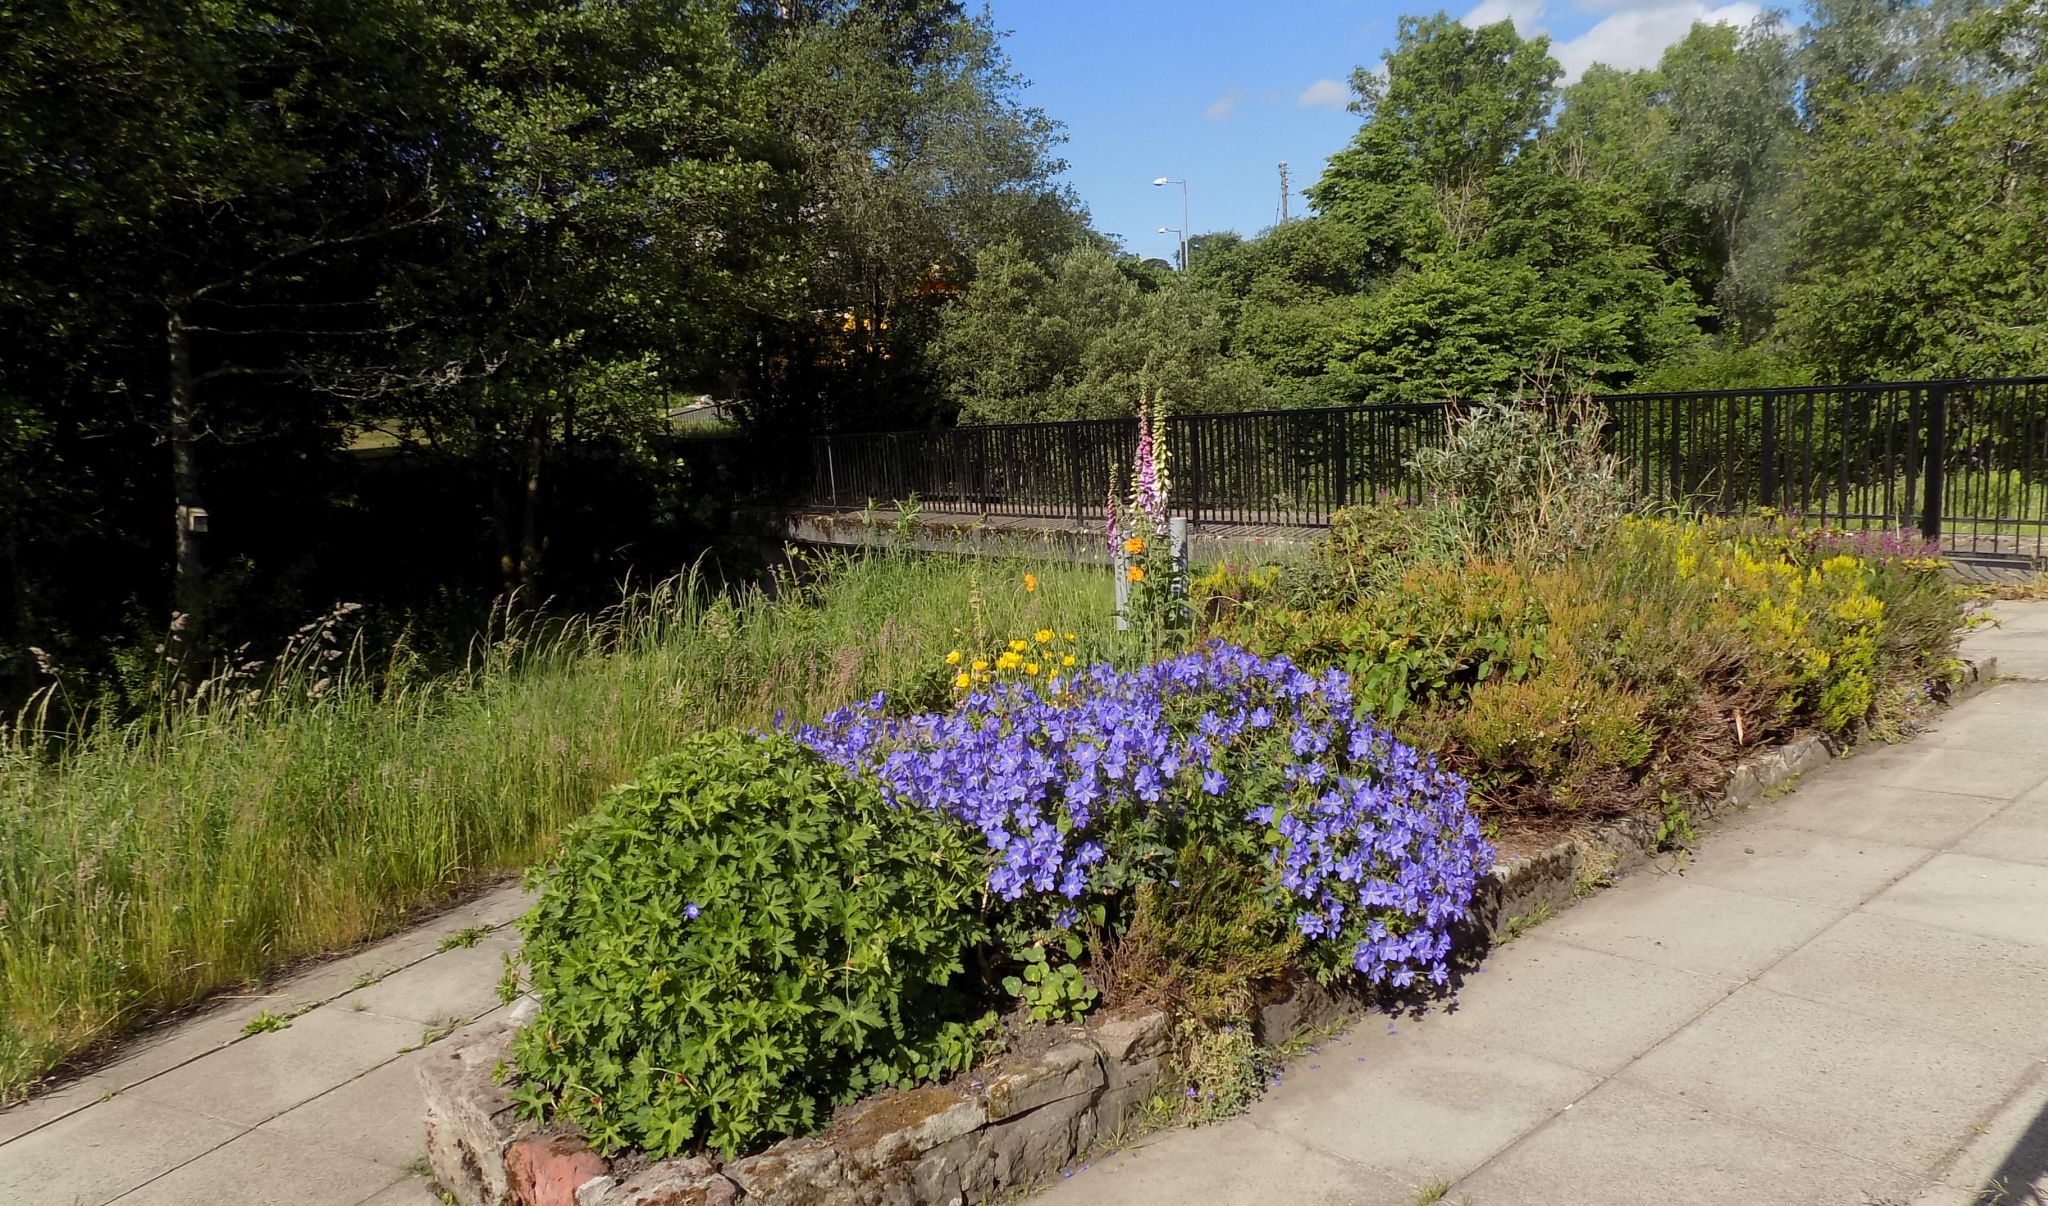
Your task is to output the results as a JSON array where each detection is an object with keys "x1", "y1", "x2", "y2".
[
  {"x1": 739, "y1": 4, "x2": 1082, "y2": 432},
  {"x1": 1308, "y1": 14, "x2": 1561, "y2": 261},
  {"x1": 1777, "y1": 0, "x2": 2048, "y2": 376},
  {"x1": 0, "y1": 0, "x2": 455, "y2": 655}
]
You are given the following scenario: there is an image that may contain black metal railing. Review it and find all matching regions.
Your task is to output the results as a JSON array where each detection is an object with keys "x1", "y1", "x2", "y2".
[{"x1": 800, "y1": 377, "x2": 2048, "y2": 559}]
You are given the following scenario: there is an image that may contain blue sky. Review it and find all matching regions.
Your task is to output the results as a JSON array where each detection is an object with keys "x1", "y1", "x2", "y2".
[{"x1": 991, "y1": 0, "x2": 1761, "y2": 265}]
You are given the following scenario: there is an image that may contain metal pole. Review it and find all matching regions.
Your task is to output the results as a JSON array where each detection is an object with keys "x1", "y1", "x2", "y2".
[
  {"x1": 1178, "y1": 181, "x2": 1189, "y2": 271},
  {"x1": 1922, "y1": 385, "x2": 1947, "y2": 544}
]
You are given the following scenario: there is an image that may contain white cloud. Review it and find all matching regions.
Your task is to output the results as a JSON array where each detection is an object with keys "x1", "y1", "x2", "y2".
[
  {"x1": 1461, "y1": 0, "x2": 1757, "y2": 82},
  {"x1": 1296, "y1": 78, "x2": 1351, "y2": 110},
  {"x1": 1205, "y1": 87, "x2": 1242, "y2": 121},
  {"x1": 1551, "y1": 1, "x2": 1760, "y2": 78},
  {"x1": 1464, "y1": 0, "x2": 1545, "y2": 31}
]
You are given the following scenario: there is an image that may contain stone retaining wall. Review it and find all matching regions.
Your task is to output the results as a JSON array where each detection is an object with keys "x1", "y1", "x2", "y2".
[
  {"x1": 423, "y1": 656, "x2": 1995, "y2": 1206},
  {"x1": 423, "y1": 1008, "x2": 1174, "y2": 1206}
]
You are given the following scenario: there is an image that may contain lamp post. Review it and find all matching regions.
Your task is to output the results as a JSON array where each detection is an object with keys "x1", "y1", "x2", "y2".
[
  {"x1": 1152, "y1": 176, "x2": 1188, "y2": 271},
  {"x1": 1157, "y1": 227, "x2": 1184, "y2": 271}
]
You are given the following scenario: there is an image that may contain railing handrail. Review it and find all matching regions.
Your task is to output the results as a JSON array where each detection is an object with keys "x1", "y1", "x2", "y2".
[{"x1": 804, "y1": 376, "x2": 2048, "y2": 443}]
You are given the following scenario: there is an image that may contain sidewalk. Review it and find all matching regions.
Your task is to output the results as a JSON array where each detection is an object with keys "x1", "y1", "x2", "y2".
[
  {"x1": 1037, "y1": 601, "x2": 2048, "y2": 1206},
  {"x1": 3, "y1": 603, "x2": 2043, "y2": 1206},
  {"x1": 0, "y1": 883, "x2": 533, "y2": 1206}
]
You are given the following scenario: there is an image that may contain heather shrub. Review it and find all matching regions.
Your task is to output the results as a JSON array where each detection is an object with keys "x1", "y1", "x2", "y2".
[
  {"x1": 510, "y1": 730, "x2": 994, "y2": 1158},
  {"x1": 1204, "y1": 513, "x2": 1963, "y2": 828}
]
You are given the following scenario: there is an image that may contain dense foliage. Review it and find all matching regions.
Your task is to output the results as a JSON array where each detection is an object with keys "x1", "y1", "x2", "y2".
[
  {"x1": 5, "y1": 0, "x2": 2036, "y2": 705},
  {"x1": 511, "y1": 730, "x2": 993, "y2": 1157},
  {"x1": 1200, "y1": 408, "x2": 1967, "y2": 825}
]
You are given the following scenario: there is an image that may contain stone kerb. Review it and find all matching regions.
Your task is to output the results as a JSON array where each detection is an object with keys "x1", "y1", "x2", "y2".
[{"x1": 420, "y1": 1009, "x2": 1173, "y2": 1206}]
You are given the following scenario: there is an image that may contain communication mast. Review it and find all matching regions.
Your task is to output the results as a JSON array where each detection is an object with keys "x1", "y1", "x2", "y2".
[{"x1": 1277, "y1": 162, "x2": 1291, "y2": 225}]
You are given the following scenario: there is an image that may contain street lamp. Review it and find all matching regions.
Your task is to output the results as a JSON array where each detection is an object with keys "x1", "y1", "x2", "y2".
[
  {"x1": 1152, "y1": 176, "x2": 1188, "y2": 271},
  {"x1": 1157, "y1": 227, "x2": 1184, "y2": 271}
]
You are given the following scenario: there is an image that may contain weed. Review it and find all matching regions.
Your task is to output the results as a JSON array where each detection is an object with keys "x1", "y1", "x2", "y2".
[
  {"x1": 1653, "y1": 792, "x2": 1698, "y2": 852},
  {"x1": 1494, "y1": 902, "x2": 1556, "y2": 945},
  {"x1": 401, "y1": 1014, "x2": 470, "y2": 1053},
  {"x1": 1415, "y1": 1179, "x2": 1452, "y2": 1205},
  {"x1": 437, "y1": 927, "x2": 490, "y2": 952},
  {"x1": 404, "y1": 1156, "x2": 435, "y2": 1178},
  {"x1": 241, "y1": 1009, "x2": 291, "y2": 1036}
]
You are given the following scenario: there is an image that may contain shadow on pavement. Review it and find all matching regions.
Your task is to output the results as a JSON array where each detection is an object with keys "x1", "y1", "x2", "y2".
[{"x1": 1982, "y1": 1092, "x2": 2048, "y2": 1205}]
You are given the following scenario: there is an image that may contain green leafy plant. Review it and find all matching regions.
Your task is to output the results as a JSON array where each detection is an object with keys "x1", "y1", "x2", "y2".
[
  {"x1": 509, "y1": 730, "x2": 995, "y2": 1159},
  {"x1": 1653, "y1": 792, "x2": 1698, "y2": 852},
  {"x1": 1002, "y1": 935, "x2": 1099, "y2": 1023},
  {"x1": 241, "y1": 1009, "x2": 290, "y2": 1035},
  {"x1": 437, "y1": 927, "x2": 489, "y2": 952}
]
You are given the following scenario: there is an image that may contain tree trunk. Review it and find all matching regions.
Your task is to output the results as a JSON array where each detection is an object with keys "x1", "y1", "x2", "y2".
[
  {"x1": 518, "y1": 412, "x2": 546, "y2": 593},
  {"x1": 490, "y1": 412, "x2": 550, "y2": 603},
  {"x1": 166, "y1": 304, "x2": 206, "y2": 659}
]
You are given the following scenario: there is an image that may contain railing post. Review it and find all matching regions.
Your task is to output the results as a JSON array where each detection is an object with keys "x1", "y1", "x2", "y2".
[
  {"x1": 1922, "y1": 385, "x2": 1947, "y2": 543},
  {"x1": 1758, "y1": 391, "x2": 1777, "y2": 511},
  {"x1": 1066, "y1": 424, "x2": 1085, "y2": 521},
  {"x1": 1332, "y1": 411, "x2": 1350, "y2": 515}
]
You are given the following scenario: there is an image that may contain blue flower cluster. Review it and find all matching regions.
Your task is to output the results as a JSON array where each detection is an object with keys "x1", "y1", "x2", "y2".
[{"x1": 791, "y1": 643, "x2": 1492, "y2": 988}]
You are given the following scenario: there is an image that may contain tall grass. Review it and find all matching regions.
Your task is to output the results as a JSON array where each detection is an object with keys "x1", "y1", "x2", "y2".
[{"x1": 0, "y1": 549, "x2": 1120, "y2": 1100}]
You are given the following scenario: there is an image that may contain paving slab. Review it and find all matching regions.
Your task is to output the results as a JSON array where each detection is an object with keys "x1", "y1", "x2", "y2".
[
  {"x1": 1865, "y1": 852, "x2": 2048, "y2": 950},
  {"x1": 1954, "y1": 794, "x2": 2048, "y2": 869},
  {"x1": 111, "y1": 1126, "x2": 402, "y2": 1206},
  {"x1": 1919, "y1": 686, "x2": 2048, "y2": 754},
  {"x1": 0, "y1": 1071, "x2": 119, "y2": 1145},
  {"x1": 1759, "y1": 779, "x2": 2012, "y2": 848},
  {"x1": 1912, "y1": 1063, "x2": 2048, "y2": 1206},
  {"x1": 1400, "y1": 935, "x2": 1737, "y2": 1076},
  {"x1": 257, "y1": 1051, "x2": 432, "y2": 1170},
  {"x1": 1675, "y1": 821, "x2": 1933, "y2": 906},
  {"x1": 346, "y1": 933, "x2": 517, "y2": 1026},
  {"x1": 1251, "y1": 1025, "x2": 1599, "y2": 1186},
  {"x1": 0, "y1": 1093, "x2": 240, "y2": 1206},
  {"x1": 356, "y1": 1177, "x2": 448, "y2": 1206},
  {"x1": 1536, "y1": 875, "x2": 1845, "y2": 979},
  {"x1": 1758, "y1": 911, "x2": 2048, "y2": 1057},
  {"x1": 1622, "y1": 984, "x2": 2038, "y2": 1172},
  {"x1": 1827, "y1": 742, "x2": 2048, "y2": 801},
  {"x1": 1029, "y1": 1111, "x2": 1412, "y2": 1206},
  {"x1": 126, "y1": 1008, "x2": 422, "y2": 1128},
  {"x1": 1455, "y1": 1075, "x2": 1920, "y2": 1206}
]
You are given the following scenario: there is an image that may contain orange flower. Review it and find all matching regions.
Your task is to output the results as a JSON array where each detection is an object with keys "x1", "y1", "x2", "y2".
[
  {"x1": 1124, "y1": 536, "x2": 1145, "y2": 555},
  {"x1": 1023, "y1": 573, "x2": 1038, "y2": 593},
  {"x1": 1126, "y1": 565, "x2": 1145, "y2": 583}
]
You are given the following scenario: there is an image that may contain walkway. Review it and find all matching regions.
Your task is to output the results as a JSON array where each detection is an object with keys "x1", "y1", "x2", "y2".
[
  {"x1": 1038, "y1": 601, "x2": 2048, "y2": 1206},
  {"x1": 0, "y1": 884, "x2": 533, "y2": 1205},
  {"x1": 2, "y1": 603, "x2": 2044, "y2": 1206}
]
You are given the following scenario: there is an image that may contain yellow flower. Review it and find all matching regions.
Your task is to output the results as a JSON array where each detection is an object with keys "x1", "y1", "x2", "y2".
[
  {"x1": 996, "y1": 652, "x2": 1022, "y2": 671},
  {"x1": 1008, "y1": 639, "x2": 1027, "y2": 653},
  {"x1": 1124, "y1": 536, "x2": 1145, "y2": 555},
  {"x1": 1034, "y1": 628, "x2": 1053, "y2": 644},
  {"x1": 971, "y1": 659, "x2": 989, "y2": 672},
  {"x1": 1126, "y1": 565, "x2": 1145, "y2": 583},
  {"x1": 1063, "y1": 631, "x2": 1076, "y2": 641},
  {"x1": 1062, "y1": 654, "x2": 1076, "y2": 667},
  {"x1": 944, "y1": 650, "x2": 962, "y2": 666},
  {"x1": 952, "y1": 672, "x2": 971, "y2": 689},
  {"x1": 1024, "y1": 662, "x2": 1040, "y2": 676},
  {"x1": 1023, "y1": 573, "x2": 1038, "y2": 593}
]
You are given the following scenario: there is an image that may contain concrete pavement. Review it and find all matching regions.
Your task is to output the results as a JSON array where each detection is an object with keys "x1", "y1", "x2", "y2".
[
  {"x1": 4, "y1": 601, "x2": 2044, "y2": 1206},
  {"x1": 1036, "y1": 601, "x2": 2048, "y2": 1206},
  {"x1": 0, "y1": 883, "x2": 533, "y2": 1206}
]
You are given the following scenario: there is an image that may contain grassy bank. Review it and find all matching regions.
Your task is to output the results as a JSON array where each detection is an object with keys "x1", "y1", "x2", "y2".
[{"x1": 0, "y1": 550, "x2": 1119, "y2": 1100}]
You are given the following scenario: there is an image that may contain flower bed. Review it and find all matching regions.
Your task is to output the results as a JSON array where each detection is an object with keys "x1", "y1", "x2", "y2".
[{"x1": 495, "y1": 641, "x2": 1492, "y2": 1169}]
